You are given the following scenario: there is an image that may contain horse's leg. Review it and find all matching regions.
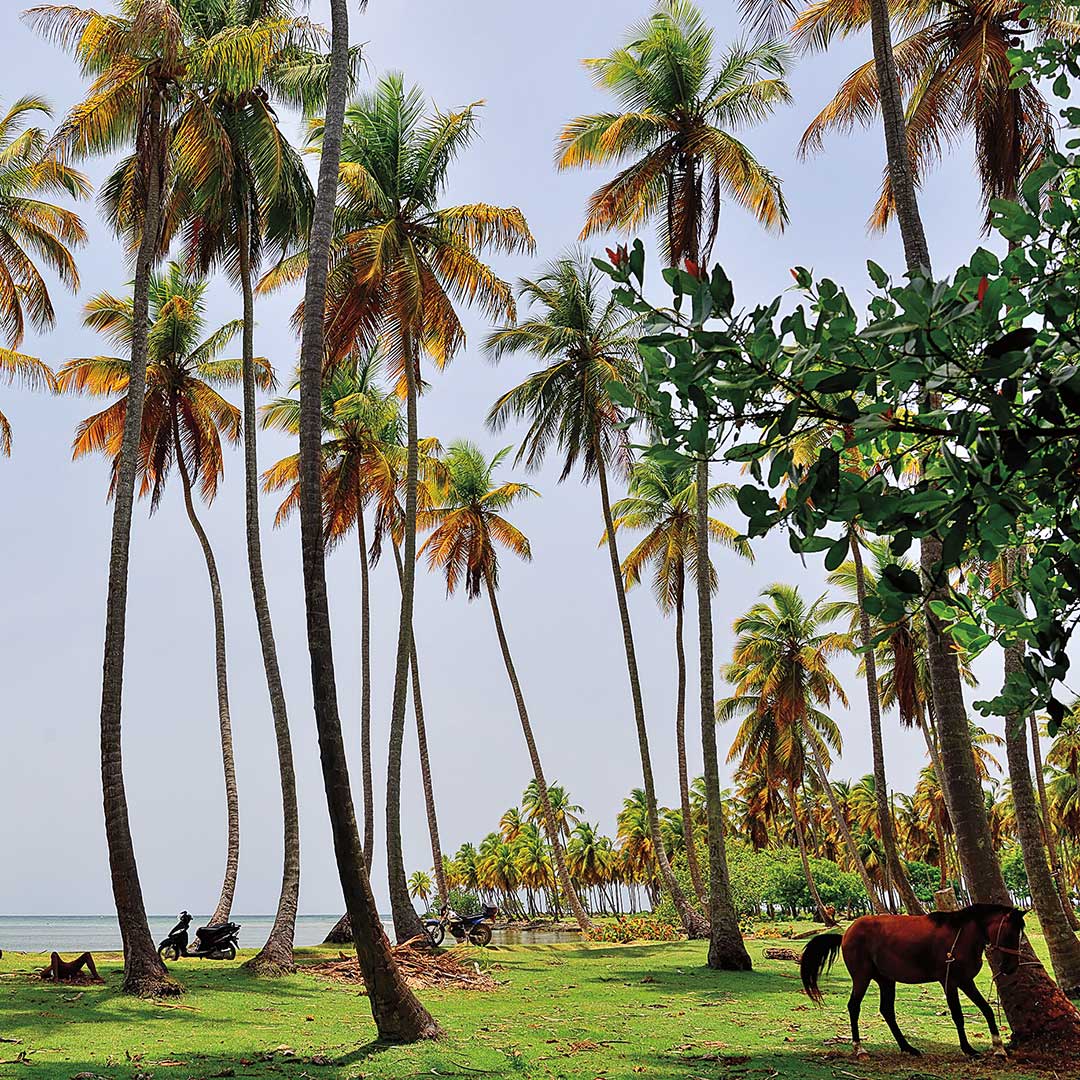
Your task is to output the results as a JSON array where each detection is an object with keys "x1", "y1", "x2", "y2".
[
  {"x1": 878, "y1": 979, "x2": 919, "y2": 1056},
  {"x1": 959, "y1": 980, "x2": 1005, "y2": 1058},
  {"x1": 848, "y1": 969, "x2": 871, "y2": 1058},
  {"x1": 944, "y1": 983, "x2": 977, "y2": 1057}
]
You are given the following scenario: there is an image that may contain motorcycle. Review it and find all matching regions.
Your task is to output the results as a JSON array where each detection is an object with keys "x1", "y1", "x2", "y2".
[
  {"x1": 423, "y1": 904, "x2": 497, "y2": 947},
  {"x1": 157, "y1": 911, "x2": 241, "y2": 962}
]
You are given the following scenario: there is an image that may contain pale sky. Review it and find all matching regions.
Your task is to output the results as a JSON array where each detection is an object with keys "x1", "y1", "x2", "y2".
[{"x1": 1, "y1": 1, "x2": 1016, "y2": 917}]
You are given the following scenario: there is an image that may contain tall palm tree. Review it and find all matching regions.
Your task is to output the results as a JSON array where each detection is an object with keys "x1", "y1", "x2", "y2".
[
  {"x1": 0, "y1": 95, "x2": 86, "y2": 454},
  {"x1": 718, "y1": 583, "x2": 864, "y2": 923},
  {"x1": 290, "y1": 0, "x2": 438, "y2": 1040},
  {"x1": 557, "y1": 0, "x2": 790, "y2": 261},
  {"x1": 559, "y1": 1, "x2": 790, "y2": 967},
  {"x1": 29, "y1": 0, "x2": 192, "y2": 997},
  {"x1": 173, "y1": 0, "x2": 324, "y2": 975},
  {"x1": 263, "y1": 73, "x2": 532, "y2": 941},
  {"x1": 263, "y1": 356, "x2": 451, "y2": 917},
  {"x1": 486, "y1": 254, "x2": 706, "y2": 938},
  {"x1": 791, "y1": 0, "x2": 1078, "y2": 226},
  {"x1": 417, "y1": 440, "x2": 592, "y2": 931},
  {"x1": 59, "y1": 265, "x2": 263, "y2": 926},
  {"x1": 523, "y1": 780, "x2": 582, "y2": 840},
  {"x1": 1035, "y1": 714, "x2": 1079, "y2": 928},
  {"x1": 610, "y1": 457, "x2": 753, "y2": 905},
  {"x1": 408, "y1": 870, "x2": 433, "y2": 906}
]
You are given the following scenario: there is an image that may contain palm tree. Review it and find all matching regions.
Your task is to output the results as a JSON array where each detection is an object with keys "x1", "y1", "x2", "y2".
[
  {"x1": 408, "y1": 870, "x2": 433, "y2": 906},
  {"x1": 486, "y1": 254, "x2": 705, "y2": 938},
  {"x1": 718, "y1": 583, "x2": 863, "y2": 923},
  {"x1": 263, "y1": 356, "x2": 451, "y2": 918},
  {"x1": 617, "y1": 789, "x2": 661, "y2": 907},
  {"x1": 1034, "y1": 714, "x2": 1079, "y2": 929},
  {"x1": 29, "y1": 0, "x2": 193, "y2": 997},
  {"x1": 558, "y1": 1, "x2": 791, "y2": 967},
  {"x1": 59, "y1": 265, "x2": 262, "y2": 926},
  {"x1": 173, "y1": 0, "x2": 324, "y2": 976},
  {"x1": 791, "y1": 0, "x2": 1076, "y2": 226},
  {"x1": 290, "y1": 0, "x2": 438, "y2": 1040},
  {"x1": 417, "y1": 440, "x2": 592, "y2": 931},
  {"x1": 262, "y1": 73, "x2": 532, "y2": 942},
  {"x1": 610, "y1": 457, "x2": 753, "y2": 905},
  {"x1": 557, "y1": 0, "x2": 790, "y2": 262},
  {"x1": 0, "y1": 95, "x2": 86, "y2": 454},
  {"x1": 523, "y1": 780, "x2": 582, "y2": 840}
]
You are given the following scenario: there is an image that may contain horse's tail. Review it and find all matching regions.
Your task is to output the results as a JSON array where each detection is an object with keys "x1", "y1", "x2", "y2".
[{"x1": 800, "y1": 933, "x2": 843, "y2": 1005}]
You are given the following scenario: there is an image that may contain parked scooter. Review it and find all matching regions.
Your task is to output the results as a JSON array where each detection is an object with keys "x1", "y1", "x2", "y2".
[
  {"x1": 423, "y1": 904, "x2": 497, "y2": 947},
  {"x1": 157, "y1": 911, "x2": 241, "y2": 962}
]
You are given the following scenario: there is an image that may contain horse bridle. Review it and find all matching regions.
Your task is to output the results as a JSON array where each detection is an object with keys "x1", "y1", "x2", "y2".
[{"x1": 984, "y1": 912, "x2": 1025, "y2": 961}]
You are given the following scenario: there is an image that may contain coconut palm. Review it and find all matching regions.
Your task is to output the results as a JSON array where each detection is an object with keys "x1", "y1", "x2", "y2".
[
  {"x1": 617, "y1": 789, "x2": 661, "y2": 906},
  {"x1": 486, "y1": 253, "x2": 705, "y2": 938},
  {"x1": 718, "y1": 583, "x2": 877, "y2": 922},
  {"x1": 557, "y1": 0, "x2": 790, "y2": 262},
  {"x1": 523, "y1": 781, "x2": 582, "y2": 840},
  {"x1": 29, "y1": 0, "x2": 195, "y2": 997},
  {"x1": 285, "y1": 0, "x2": 437, "y2": 1039},
  {"x1": 610, "y1": 456, "x2": 753, "y2": 905},
  {"x1": 0, "y1": 95, "x2": 86, "y2": 454},
  {"x1": 59, "y1": 265, "x2": 263, "y2": 929},
  {"x1": 418, "y1": 440, "x2": 592, "y2": 931},
  {"x1": 408, "y1": 870, "x2": 433, "y2": 906},
  {"x1": 791, "y1": 0, "x2": 1079, "y2": 228},
  {"x1": 261, "y1": 73, "x2": 532, "y2": 942},
  {"x1": 263, "y1": 354, "x2": 451, "y2": 917},
  {"x1": 171, "y1": 0, "x2": 325, "y2": 975}
]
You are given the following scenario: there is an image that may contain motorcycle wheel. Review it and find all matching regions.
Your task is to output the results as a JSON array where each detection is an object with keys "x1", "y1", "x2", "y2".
[
  {"x1": 468, "y1": 925, "x2": 492, "y2": 947},
  {"x1": 222, "y1": 943, "x2": 237, "y2": 961},
  {"x1": 425, "y1": 924, "x2": 445, "y2": 947},
  {"x1": 158, "y1": 944, "x2": 180, "y2": 963}
]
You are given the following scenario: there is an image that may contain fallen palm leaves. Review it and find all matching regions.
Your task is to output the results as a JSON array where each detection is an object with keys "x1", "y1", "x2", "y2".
[{"x1": 301, "y1": 943, "x2": 498, "y2": 992}]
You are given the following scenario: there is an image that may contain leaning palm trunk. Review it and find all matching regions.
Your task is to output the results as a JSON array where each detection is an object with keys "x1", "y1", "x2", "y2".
[
  {"x1": 786, "y1": 779, "x2": 833, "y2": 924},
  {"x1": 807, "y1": 742, "x2": 886, "y2": 914},
  {"x1": 393, "y1": 542, "x2": 448, "y2": 905},
  {"x1": 674, "y1": 584, "x2": 707, "y2": 905},
  {"x1": 595, "y1": 444, "x2": 707, "y2": 938},
  {"x1": 238, "y1": 215, "x2": 299, "y2": 975},
  {"x1": 170, "y1": 409, "x2": 239, "y2": 927},
  {"x1": 385, "y1": 335, "x2": 426, "y2": 943},
  {"x1": 695, "y1": 457, "x2": 752, "y2": 969},
  {"x1": 1004, "y1": 640, "x2": 1080, "y2": 995},
  {"x1": 99, "y1": 105, "x2": 177, "y2": 997},
  {"x1": 849, "y1": 532, "x2": 923, "y2": 914},
  {"x1": 483, "y1": 567, "x2": 593, "y2": 932},
  {"x1": 297, "y1": 0, "x2": 439, "y2": 1040},
  {"x1": 1030, "y1": 713, "x2": 1079, "y2": 929},
  {"x1": 358, "y1": 501, "x2": 374, "y2": 867}
]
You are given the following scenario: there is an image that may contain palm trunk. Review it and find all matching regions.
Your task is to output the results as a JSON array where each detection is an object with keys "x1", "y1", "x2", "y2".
[
  {"x1": 850, "y1": 532, "x2": 923, "y2": 914},
  {"x1": 385, "y1": 332, "x2": 425, "y2": 943},
  {"x1": 1005, "y1": 644, "x2": 1080, "y2": 995},
  {"x1": 674, "y1": 580, "x2": 707, "y2": 905},
  {"x1": 171, "y1": 408, "x2": 239, "y2": 927},
  {"x1": 392, "y1": 542, "x2": 447, "y2": 906},
  {"x1": 925, "y1": 534, "x2": 1080, "y2": 1042},
  {"x1": 807, "y1": 744, "x2": 886, "y2": 914},
  {"x1": 99, "y1": 104, "x2": 177, "y2": 997},
  {"x1": 237, "y1": 211, "x2": 299, "y2": 975},
  {"x1": 595, "y1": 442, "x2": 707, "y2": 938},
  {"x1": 297, "y1": 0, "x2": 439, "y2": 1040},
  {"x1": 695, "y1": 458, "x2": 753, "y2": 969},
  {"x1": 358, "y1": 503, "x2": 374, "y2": 868},
  {"x1": 483, "y1": 567, "x2": 592, "y2": 931},
  {"x1": 787, "y1": 779, "x2": 833, "y2": 924},
  {"x1": 1031, "y1": 713, "x2": 1079, "y2": 929}
]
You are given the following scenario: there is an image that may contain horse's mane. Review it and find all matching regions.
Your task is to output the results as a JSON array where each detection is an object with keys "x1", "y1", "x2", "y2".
[{"x1": 925, "y1": 903, "x2": 1015, "y2": 928}]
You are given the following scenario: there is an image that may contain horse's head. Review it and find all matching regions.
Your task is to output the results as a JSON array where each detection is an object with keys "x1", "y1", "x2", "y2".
[{"x1": 987, "y1": 907, "x2": 1026, "y2": 975}]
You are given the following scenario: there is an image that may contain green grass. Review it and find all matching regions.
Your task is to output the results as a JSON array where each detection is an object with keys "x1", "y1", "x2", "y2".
[{"x1": 0, "y1": 926, "x2": 1060, "y2": 1080}]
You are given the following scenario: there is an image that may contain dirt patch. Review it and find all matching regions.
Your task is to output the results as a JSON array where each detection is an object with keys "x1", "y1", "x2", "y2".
[{"x1": 301, "y1": 945, "x2": 498, "y2": 992}]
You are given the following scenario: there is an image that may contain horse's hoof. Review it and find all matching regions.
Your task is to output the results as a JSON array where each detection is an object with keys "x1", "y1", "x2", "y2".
[{"x1": 853, "y1": 1046, "x2": 870, "y2": 1060}]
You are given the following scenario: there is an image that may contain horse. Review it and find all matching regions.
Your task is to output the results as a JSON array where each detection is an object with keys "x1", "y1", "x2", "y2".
[{"x1": 800, "y1": 903, "x2": 1026, "y2": 1059}]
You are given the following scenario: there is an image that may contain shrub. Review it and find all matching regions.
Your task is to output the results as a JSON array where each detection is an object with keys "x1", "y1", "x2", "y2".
[
  {"x1": 584, "y1": 915, "x2": 681, "y2": 943},
  {"x1": 426, "y1": 888, "x2": 481, "y2": 918}
]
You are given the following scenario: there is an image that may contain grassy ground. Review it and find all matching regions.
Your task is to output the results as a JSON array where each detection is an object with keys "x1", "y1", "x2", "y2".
[{"x1": 0, "y1": 924, "x2": 1064, "y2": 1080}]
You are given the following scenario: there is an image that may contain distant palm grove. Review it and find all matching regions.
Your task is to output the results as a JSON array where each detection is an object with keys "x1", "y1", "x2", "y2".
[{"x1": 6, "y1": 0, "x2": 1080, "y2": 1055}]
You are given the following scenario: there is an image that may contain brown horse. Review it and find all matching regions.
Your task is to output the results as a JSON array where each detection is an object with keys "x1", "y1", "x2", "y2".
[{"x1": 800, "y1": 903, "x2": 1026, "y2": 1059}]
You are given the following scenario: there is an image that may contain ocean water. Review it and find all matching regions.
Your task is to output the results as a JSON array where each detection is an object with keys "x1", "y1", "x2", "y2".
[{"x1": 0, "y1": 914, "x2": 394, "y2": 953}]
